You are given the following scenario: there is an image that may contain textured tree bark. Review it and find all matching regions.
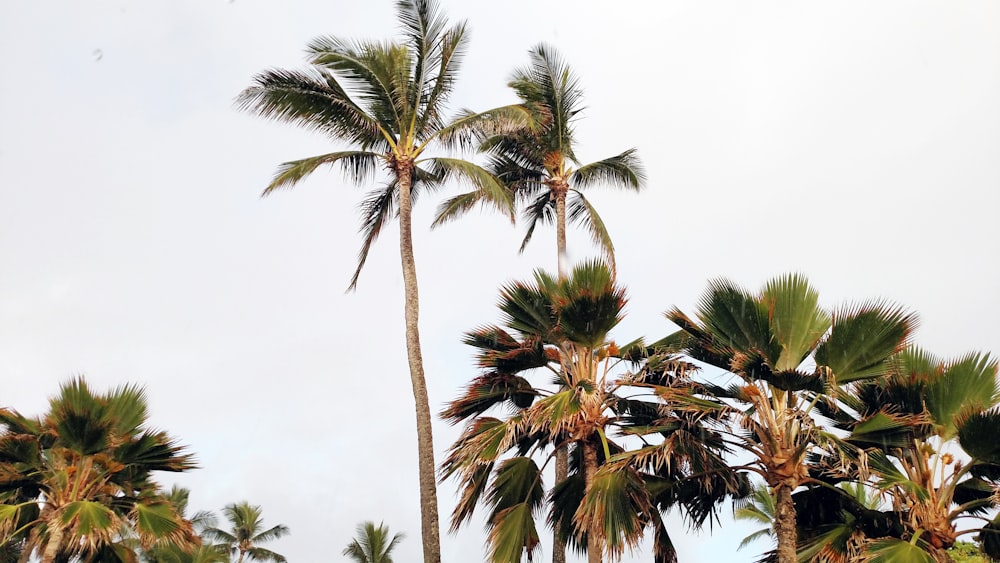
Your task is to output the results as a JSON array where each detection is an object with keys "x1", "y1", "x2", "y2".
[
  {"x1": 39, "y1": 524, "x2": 63, "y2": 563},
  {"x1": 552, "y1": 178, "x2": 570, "y2": 563},
  {"x1": 583, "y1": 440, "x2": 602, "y2": 563},
  {"x1": 396, "y1": 160, "x2": 442, "y2": 563},
  {"x1": 773, "y1": 484, "x2": 797, "y2": 563},
  {"x1": 552, "y1": 446, "x2": 568, "y2": 563},
  {"x1": 553, "y1": 182, "x2": 568, "y2": 278}
]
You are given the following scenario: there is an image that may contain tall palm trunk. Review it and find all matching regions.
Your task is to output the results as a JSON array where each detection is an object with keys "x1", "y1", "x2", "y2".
[
  {"x1": 395, "y1": 159, "x2": 442, "y2": 563},
  {"x1": 773, "y1": 484, "x2": 797, "y2": 563},
  {"x1": 582, "y1": 440, "x2": 602, "y2": 563},
  {"x1": 552, "y1": 179, "x2": 569, "y2": 563}
]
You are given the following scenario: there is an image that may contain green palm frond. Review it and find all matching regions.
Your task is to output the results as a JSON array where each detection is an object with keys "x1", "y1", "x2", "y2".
[
  {"x1": 926, "y1": 352, "x2": 999, "y2": 438},
  {"x1": 517, "y1": 191, "x2": 554, "y2": 254},
  {"x1": 262, "y1": 151, "x2": 380, "y2": 196},
  {"x1": 761, "y1": 274, "x2": 830, "y2": 371},
  {"x1": 550, "y1": 261, "x2": 625, "y2": 348},
  {"x1": 571, "y1": 149, "x2": 646, "y2": 191},
  {"x1": 692, "y1": 278, "x2": 777, "y2": 363},
  {"x1": 486, "y1": 503, "x2": 540, "y2": 563},
  {"x1": 343, "y1": 520, "x2": 404, "y2": 563},
  {"x1": 565, "y1": 191, "x2": 615, "y2": 267},
  {"x1": 423, "y1": 157, "x2": 514, "y2": 222},
  {"x1": 814, "y1": 301, "x2": 916, "y2": 384},
  {"x1": 958, "y1": 408, "x2": 1000, "y2": 463},
  {"x1": 577, "y1": 466, "x2": 651, "y2": 559},
  {"x1": 865, "y1": 537, "x2": 936, "y2": 563},
  {"x1": 235, "y1": 68, "x2": 388, "y2": 150}
]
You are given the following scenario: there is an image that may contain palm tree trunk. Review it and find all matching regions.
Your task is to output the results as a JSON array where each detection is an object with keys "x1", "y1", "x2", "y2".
[
  {"x1": 582, "y1": 440, "x2": 602, "y2": 563},
  {"x1": 552, "y1": 446, "x2": 568, "y2": 563},
  {"x1": 39, "y1": 524, "x2": 63, "y2": 563},
  {"x1": 396, "y1": 160, "x2": 442, "y2": 563},
  {"x1": 773, "y1": 484, "x2": 797, "y2": 563},
  {"x1": 552, "y1": 180, "x2": 569, "y2": 563},
  {"x1": 554, "y1": 182, "x2": 568, "y2": 278}
]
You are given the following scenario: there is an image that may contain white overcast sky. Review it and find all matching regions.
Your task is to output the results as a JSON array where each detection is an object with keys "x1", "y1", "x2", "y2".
[{"x1": 1, "y1": 1, "x2": 998, "y2": 562}]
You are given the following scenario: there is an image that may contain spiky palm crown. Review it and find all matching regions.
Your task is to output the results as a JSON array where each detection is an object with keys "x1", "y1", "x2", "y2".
[{"x1": 441, "y1": 261, "x2": 746, "y2": 563}]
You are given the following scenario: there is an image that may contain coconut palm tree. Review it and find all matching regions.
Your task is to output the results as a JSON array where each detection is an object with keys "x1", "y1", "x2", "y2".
[
  {"x1": 828, "y1": 348, "x2": 1000, "y2": 561},
  {"x1": 441, "y1": 261, "x2": 744, "y2": 563},
  {"x1": 0, "y1": 378, "x2": 197, "y2": 563},
  {"x1": 434, "y1": 43, "x2": 645, "y2": 276},
  {"x1": 202, "y1": 502, "x2": 288, "y2": 563},
  {"x1": 664, "y1": 274, "x2": 917, "y2": 563},
  {"x1": 236, "y1": 4, "x2": 526, "y2": 560},
  {"x1": 343, "y1": 521, "x2": 405, "y2": 563}
]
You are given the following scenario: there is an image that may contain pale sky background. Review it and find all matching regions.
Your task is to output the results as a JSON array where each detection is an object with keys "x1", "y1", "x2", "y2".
[{"x1": 1, "y1": 1, "x2": 998, "y2": 561}]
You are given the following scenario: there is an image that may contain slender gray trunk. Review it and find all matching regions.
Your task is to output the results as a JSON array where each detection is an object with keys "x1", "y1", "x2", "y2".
[
  {"x1": 552, "y1": 446, "x2": 568, "y2": 563},
  {"x1": 554, "y1": 183, "x2": 568, "y2": 278},
  {"x1": 396, "y1": 161, "x2": 442, "y2": 563},
  {"x1": 582, "y1": 440, "x2": 602, "y2": 563},
  {"x1": 773, "y1": 484, "x2": 797, "y2": 563},
  {"x1": 552, "y1": 180, "x2": 569, "y2": 563}
]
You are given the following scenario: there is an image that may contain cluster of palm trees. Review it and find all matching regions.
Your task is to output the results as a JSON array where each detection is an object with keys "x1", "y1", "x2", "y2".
[
  {"x1": 0, "y1": 378, "x2": 289, "y2": 562},
  {"x1": 233, "y1": 0, "x2": 1000, "y2": 562}
]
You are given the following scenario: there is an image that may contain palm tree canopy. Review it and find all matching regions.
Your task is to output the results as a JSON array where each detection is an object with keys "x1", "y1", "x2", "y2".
[
  {"x1": 442, "y1": 261, "x2": 748, "y2": 563},
  {"x1": 237, "y1": 0, "x2": 525, "y2": 289},
  {"x1": 343, "y1": 521, "x2": 405, "y2": 563},
  {"x1": 432, "y1": 44, "x2": 645, "y2": 265},
  {"x1": 203, "y1": 502, "x2": 289, "y2": 562},
  {"x1": 0, "y1": 378, "x2": 197, "y2": 562}
]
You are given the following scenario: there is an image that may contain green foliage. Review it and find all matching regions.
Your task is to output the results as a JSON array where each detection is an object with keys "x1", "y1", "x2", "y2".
[
  {"x1": 0, "y1": 377, "x2": 197, "y2": 561},
  {"x1": 343, "y1": 521, "x2": 404, "y2": 563}
]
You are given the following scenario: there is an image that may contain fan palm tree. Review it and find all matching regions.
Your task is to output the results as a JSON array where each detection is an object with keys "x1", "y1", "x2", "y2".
[
  {"x1": 434, "y1": 44, "x2": 645, "y2": 276},
  {"x1": 0, "y1": 378, "x2": 197, "y2": 563},
  {"x1": 665, "y1": 274, "x2": 916, "y2": 563},
  {"x1": 343, "y1": 521, "x2": 405, "y2": 563},
  {"x1": 142, "y1": 486, "x2": 228, "y2": 563},
  {"x1": 202, "y1": 502, "x2": 288, "y2": 563},
  {"x1": 236, "y1": 4, "x2": 528, "y2": 560},
  {"x1": 829, "y1": 348, "x2": 1000, "y2": 561},
  {"x1": 441, "y1": 261, "x2": 744, "y2": 563}
]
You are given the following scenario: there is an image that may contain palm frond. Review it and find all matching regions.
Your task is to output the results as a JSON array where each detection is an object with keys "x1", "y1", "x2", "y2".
[
  {"x1": 348, "y1": 182, "x2": 396, "y2": 291},
  {"x1": 570, "y1": 149, "x2": 645, "y2": 191},
  {"x1": 262, "y1": 151, "x2": 381, "y2": 196},
  {"x1": 423, "y1": 157, "x2": 514, "y2": 223},
  {"x1": 814, "y1": 301, "x2": 916, "y2": 384},
  {"x1": 236, "y1": 68, "x2": 387, "y2": 150},
  {"x1": 565, "y1": 192, "x2": 615, "y2": 269}
]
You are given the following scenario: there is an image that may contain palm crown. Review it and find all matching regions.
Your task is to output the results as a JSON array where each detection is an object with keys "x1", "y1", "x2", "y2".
[
  {"x1": 434, "y1": 44, "x2": 645, "y2": 272},
  {"x1": 441, "y1": 261, "x2": 745, "y2": 563},
  {"x1": 0, "y1": 378, "x2": 197, "y2": 563},
  {"x1": 664, "y1": 274, "x2": 917, "y2": 563}
]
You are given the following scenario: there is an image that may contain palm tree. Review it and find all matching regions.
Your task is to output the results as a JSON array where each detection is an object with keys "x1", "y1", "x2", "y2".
[
  {"x1": 441, "y1": 261, "x2": 744, "y2": 563},
  {"x1": 435, "y1": 44, "x2": 645, "y2": 276},
  {"x1": 203, "y1": 502, "x2": 288, "y2": 563},
  {"x1": 236, "y1": 4, "x2": 525, "y2": 560},
  {"x1": 665, "y1": 274, "x2": 916, "y2": 563},
  {"x1": 829, "y1": 348, "x2": 1000, "y2": 561},
  {"x1": 142, "y1": 486, "x2": 228, "y2": 563},
  {"x1": 435, "y1": 46, "x2": 644, "y2": 563},
  {"x1": 0, "y1": 378, "x2": 197, "y2": 563},
  {"x1": 343, "y1": 521, "x2": 405, "y2": 563}
]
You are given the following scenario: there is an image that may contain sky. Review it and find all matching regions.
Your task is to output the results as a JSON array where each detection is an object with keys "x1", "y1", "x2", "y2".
[{"x1": 1, "y1": 0, "x2": 998, "y2": 561}]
